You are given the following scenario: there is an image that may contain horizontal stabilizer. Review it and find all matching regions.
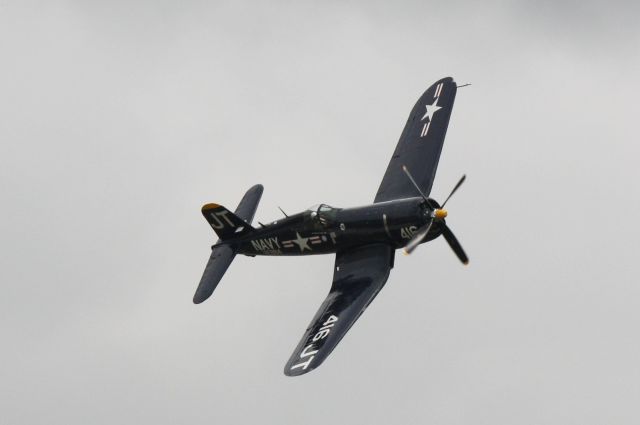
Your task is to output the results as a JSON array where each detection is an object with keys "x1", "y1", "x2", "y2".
[
  {"x1": 234, "y1": 184, "x2": 263, "y2": 223},
  {"x1": 193, "y1": 244, "x2": 236, "y2": 304},
  {"x1": 194, "y1": 185, "x2": 263, "y2": 303}
]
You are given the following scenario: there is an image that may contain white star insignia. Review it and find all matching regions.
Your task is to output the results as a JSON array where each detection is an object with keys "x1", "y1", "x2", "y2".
[
  {"x1": 292, "y1": 232, "x2": 311, "y2": 252},
  {"x1": 421, "y1": 98, "x2": 442, "y2": 122}
]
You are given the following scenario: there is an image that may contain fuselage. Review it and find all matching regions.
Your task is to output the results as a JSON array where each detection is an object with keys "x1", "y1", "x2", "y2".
[{"x1": 221, "y1": 197, "x2": 445, "y2": 256}]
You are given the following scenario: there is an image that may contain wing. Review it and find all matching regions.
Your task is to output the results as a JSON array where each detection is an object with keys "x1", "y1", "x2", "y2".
[
  {"x1": 284, "y1": 244, "x2": 394, "y2": 376},
  {"x1": 375, "y1": 77, "x2": 458, "y2": 202}
]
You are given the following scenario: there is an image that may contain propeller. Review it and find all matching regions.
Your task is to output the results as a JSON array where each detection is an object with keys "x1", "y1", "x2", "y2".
[
  {"x1": 441, "y1": 225, "x2": 468, "y2": 264},
  {"x1": 402, "y1": 165, "x2": 429, "y2": 201},
  {"x1": 401, "y1": 165, "x2": 469, "y2": 264},
  {"x1": 403, "y1": 220, "x2": 433, "y2": 255},
  {"x1": 441, "y1": 174, "x2": 466, "y2": 208}
]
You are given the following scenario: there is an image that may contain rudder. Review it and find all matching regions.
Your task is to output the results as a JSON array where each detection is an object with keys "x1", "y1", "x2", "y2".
[
  {"x1": 202, "y1": 203, "x2": 253, "y2": 239},
  {"x1": 201, "y1": 184, "x2": 263, "y2": 240}
]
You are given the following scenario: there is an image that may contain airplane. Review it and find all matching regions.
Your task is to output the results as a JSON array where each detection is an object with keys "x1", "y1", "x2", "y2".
[{"x1": 194, "y1": 77, "x2": 468, "y2": 376}]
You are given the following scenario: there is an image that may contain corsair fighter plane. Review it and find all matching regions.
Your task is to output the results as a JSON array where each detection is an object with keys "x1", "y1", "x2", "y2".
[{"x1": 194, "y1": 77, "x2": 468, "y2": 376}]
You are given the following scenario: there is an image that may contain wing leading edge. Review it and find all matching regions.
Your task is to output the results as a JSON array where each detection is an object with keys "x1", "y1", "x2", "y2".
[
  {"x1": 375, "y1": 77, "x2": 457, "y2": 203},
  {"x1": 284, "y1": 244, "x2": 394, "y2": 376}
]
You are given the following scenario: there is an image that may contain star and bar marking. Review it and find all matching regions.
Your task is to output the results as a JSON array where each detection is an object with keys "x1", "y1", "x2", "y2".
[
  {"x1": 282, "y1": 232, "x2": 312, "y2": 252},
  {"x1": 420, "y1": 82, "x2": 444, "y2": 138}
]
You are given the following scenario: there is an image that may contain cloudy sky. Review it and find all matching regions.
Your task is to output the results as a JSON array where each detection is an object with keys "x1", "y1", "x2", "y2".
[{"x1": 2, "y1": 1, "x2": 639, "y2": 424}]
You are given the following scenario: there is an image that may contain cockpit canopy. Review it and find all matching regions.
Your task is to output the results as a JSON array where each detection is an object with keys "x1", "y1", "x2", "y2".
[
  {"x1": 305, "y1": 203, "x2": 338, "y2": 227},
  {"x1": 305, "y1": 204, "x2": 335, "y2": 213}
]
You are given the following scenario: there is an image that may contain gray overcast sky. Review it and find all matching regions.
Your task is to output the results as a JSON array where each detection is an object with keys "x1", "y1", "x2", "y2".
[{"x1": 1, "y1": 1, "x2": 639, "y2": 424}]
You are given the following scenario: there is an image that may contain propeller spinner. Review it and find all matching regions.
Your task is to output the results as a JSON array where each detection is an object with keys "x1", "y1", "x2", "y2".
[{"x1": 401, "y1": 166, "x2": 468, "y2": 264}]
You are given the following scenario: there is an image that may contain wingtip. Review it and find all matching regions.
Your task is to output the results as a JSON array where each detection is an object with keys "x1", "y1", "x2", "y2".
[
  {"x1": 432, "y1": 76, "x2": 455, "y2": 86},
  {"x1": 193, "y1": 292, "x2": 210, "y2": 304},
  {"x1": 283, "y1": 364, "x2": 317, "y2": 377}
]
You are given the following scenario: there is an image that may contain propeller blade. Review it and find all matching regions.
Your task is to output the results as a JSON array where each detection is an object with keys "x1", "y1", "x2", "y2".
[
  {"x1": 403, "y1": 220, "x2": 433, "y2": 255},
  {"x1": 441, "y1": 174, "x2": 466, "y2": 208},
  {"x1": 441, "y1": 224, "x2": 469, "y2": 265},
  {"x1": 401, "y1": 165, "x2": 429, "y2": 202}
]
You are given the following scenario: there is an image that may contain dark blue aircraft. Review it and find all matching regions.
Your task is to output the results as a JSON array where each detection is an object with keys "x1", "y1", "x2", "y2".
[{"x1": 194, "y1": 77, "x2": 468, "y2": 376}]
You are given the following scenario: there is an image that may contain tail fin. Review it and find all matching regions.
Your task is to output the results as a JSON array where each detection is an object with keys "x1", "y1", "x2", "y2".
[
  {"x1": 201, "y1": 184, "x2": 263, "y2": 240},
  {"x1": 202, "y1": 203, "x2": 254, "y2": 239}
]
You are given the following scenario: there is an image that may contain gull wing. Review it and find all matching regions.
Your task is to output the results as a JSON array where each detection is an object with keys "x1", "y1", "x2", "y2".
[
  {"x1": 284, "y1": 244, "x2": 394, "y2": 376},
  {"x1": 375, "y1": 77, "x2": 457, "y2": 202}
]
